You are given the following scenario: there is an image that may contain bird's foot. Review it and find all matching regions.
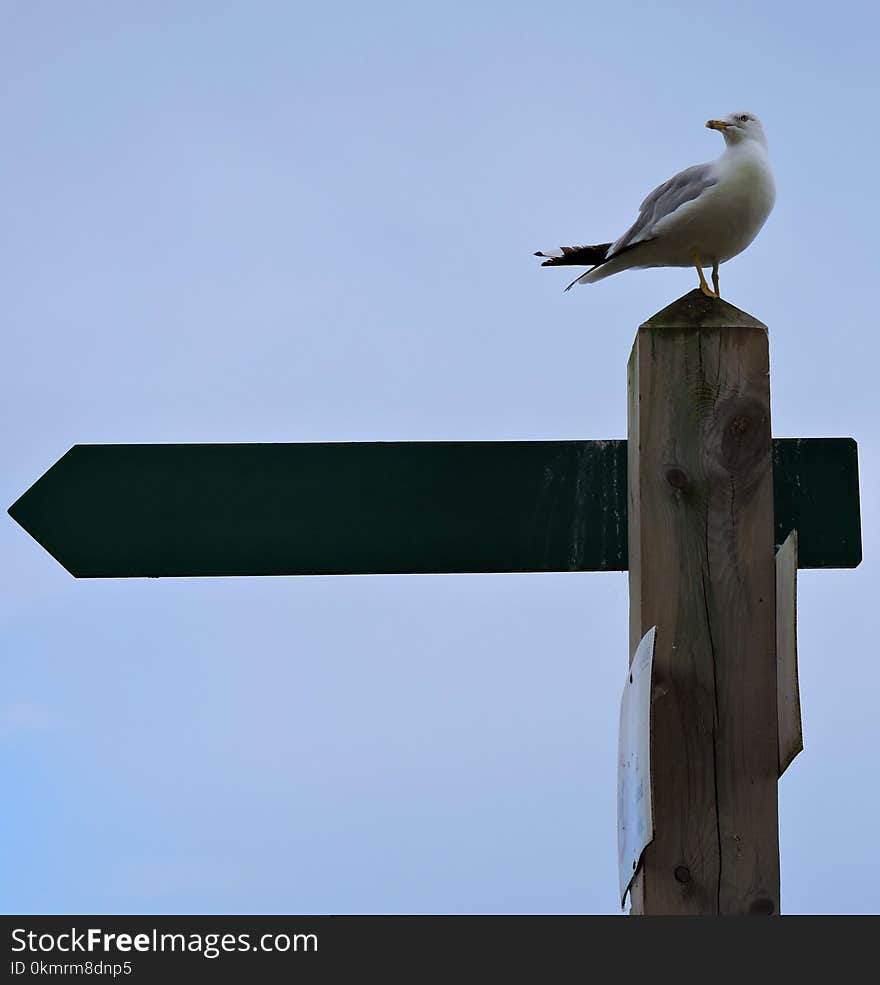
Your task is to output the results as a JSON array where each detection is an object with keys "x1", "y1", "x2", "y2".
[{"x1": 694, "y1": 257, "x2": 719, "y2": 299}]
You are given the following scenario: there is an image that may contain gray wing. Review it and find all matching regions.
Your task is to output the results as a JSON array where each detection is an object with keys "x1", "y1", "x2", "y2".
[{"x1": 609, "y1": 163, "x2": 717, "y2": 256}]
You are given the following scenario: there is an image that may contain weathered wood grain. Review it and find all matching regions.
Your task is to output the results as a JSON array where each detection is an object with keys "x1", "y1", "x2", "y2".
[
  {"x1": 627, "y1": 289, "x2": 779, "y2": 915},
  {"x1": 776, "y1": 531, "x2": 802, "y2": 776}
]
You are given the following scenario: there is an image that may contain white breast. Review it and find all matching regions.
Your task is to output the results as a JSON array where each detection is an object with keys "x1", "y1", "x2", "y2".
[
  {"x1": 707, "y1": 144, "x2": 776, "y2": 262},
  {"x1": 649, "y1": 142, "x2": 775, "y2": 267}
]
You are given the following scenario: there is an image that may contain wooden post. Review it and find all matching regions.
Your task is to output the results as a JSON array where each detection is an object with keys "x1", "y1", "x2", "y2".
[{"x1": 627, "y1": 290, "x2": 780, "y2": 915}]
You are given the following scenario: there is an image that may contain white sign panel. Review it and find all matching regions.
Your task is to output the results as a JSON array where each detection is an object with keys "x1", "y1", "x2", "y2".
[{"x1": 617, "y1": 626, "x2": 656, "y2": 907}]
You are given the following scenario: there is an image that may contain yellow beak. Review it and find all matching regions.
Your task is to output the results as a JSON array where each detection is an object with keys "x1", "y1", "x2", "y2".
[{"x1": 706, "y1": 119, "x2": 731, "y2": 130}]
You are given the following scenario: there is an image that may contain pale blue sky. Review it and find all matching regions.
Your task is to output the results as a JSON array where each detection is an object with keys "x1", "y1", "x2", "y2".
[{"x1": 2, "y1": 0, "x2": 877, "y2": 913}]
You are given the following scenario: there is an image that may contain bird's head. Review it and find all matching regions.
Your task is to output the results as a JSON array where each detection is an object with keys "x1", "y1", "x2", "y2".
[{"x1": 705, "y1": 111, "x2": 767, "y2": 148}]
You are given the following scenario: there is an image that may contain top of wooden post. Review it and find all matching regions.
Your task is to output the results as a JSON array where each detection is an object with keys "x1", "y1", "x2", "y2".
[{"x1": 640, "y1": 289, "x2": 767, "y2": 331}]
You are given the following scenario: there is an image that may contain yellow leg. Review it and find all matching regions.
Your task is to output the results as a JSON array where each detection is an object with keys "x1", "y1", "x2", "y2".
[
  {"x1": 712, "y1": 262, "x2": 720, "y2": 298},
  {"x1": 693, "y1": 255, "x2": 717, "y2": 298}
]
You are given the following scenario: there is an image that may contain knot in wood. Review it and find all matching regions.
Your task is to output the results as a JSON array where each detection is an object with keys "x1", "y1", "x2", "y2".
[
  {"x1": 673, "y1": 865, "x2": 691, "y2": 884},
  {"x1": 717, "y1": 398, "x2": 770, "y2": 475},
  {"x1": 664, "y1": 467, "x2": 690, "y2": 491}
]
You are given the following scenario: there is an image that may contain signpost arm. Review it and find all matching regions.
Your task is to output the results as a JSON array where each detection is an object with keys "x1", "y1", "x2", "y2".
[{"x1": 626, "y1": 290, "x2": 780, "y2": 915}]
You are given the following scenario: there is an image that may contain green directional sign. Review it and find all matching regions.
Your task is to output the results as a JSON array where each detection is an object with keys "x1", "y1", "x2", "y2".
[
  {"x1": 771, "y1": 438, "x2": 862, "y2": 572},
  {"x1": 7, "y1": 439, "x2": 861, "y2": 578}
]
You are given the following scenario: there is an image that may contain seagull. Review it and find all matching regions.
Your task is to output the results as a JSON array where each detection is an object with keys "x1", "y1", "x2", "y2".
[{"x1": 535, "y1": 112, "x2": 775, "y2": 298}]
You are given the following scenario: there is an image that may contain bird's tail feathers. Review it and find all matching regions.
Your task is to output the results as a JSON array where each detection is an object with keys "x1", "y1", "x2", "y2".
[
  {"x1": 564, "y1": 270, "x2": 592, "y2": 292},
  {"x1": 534, "y1": 243, "x2": 612, "y2": 267},
  {"x1": 563, "y1": 266, "x2": 614, "y2": 291},
  {"x1": 563, "y1": 249, "x2": 647, "y2": 290}
]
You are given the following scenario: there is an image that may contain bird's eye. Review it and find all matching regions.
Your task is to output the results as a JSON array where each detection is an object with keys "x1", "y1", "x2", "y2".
[{"x1": 739, "y1": 114, "x2": 750, "y2": 122}]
